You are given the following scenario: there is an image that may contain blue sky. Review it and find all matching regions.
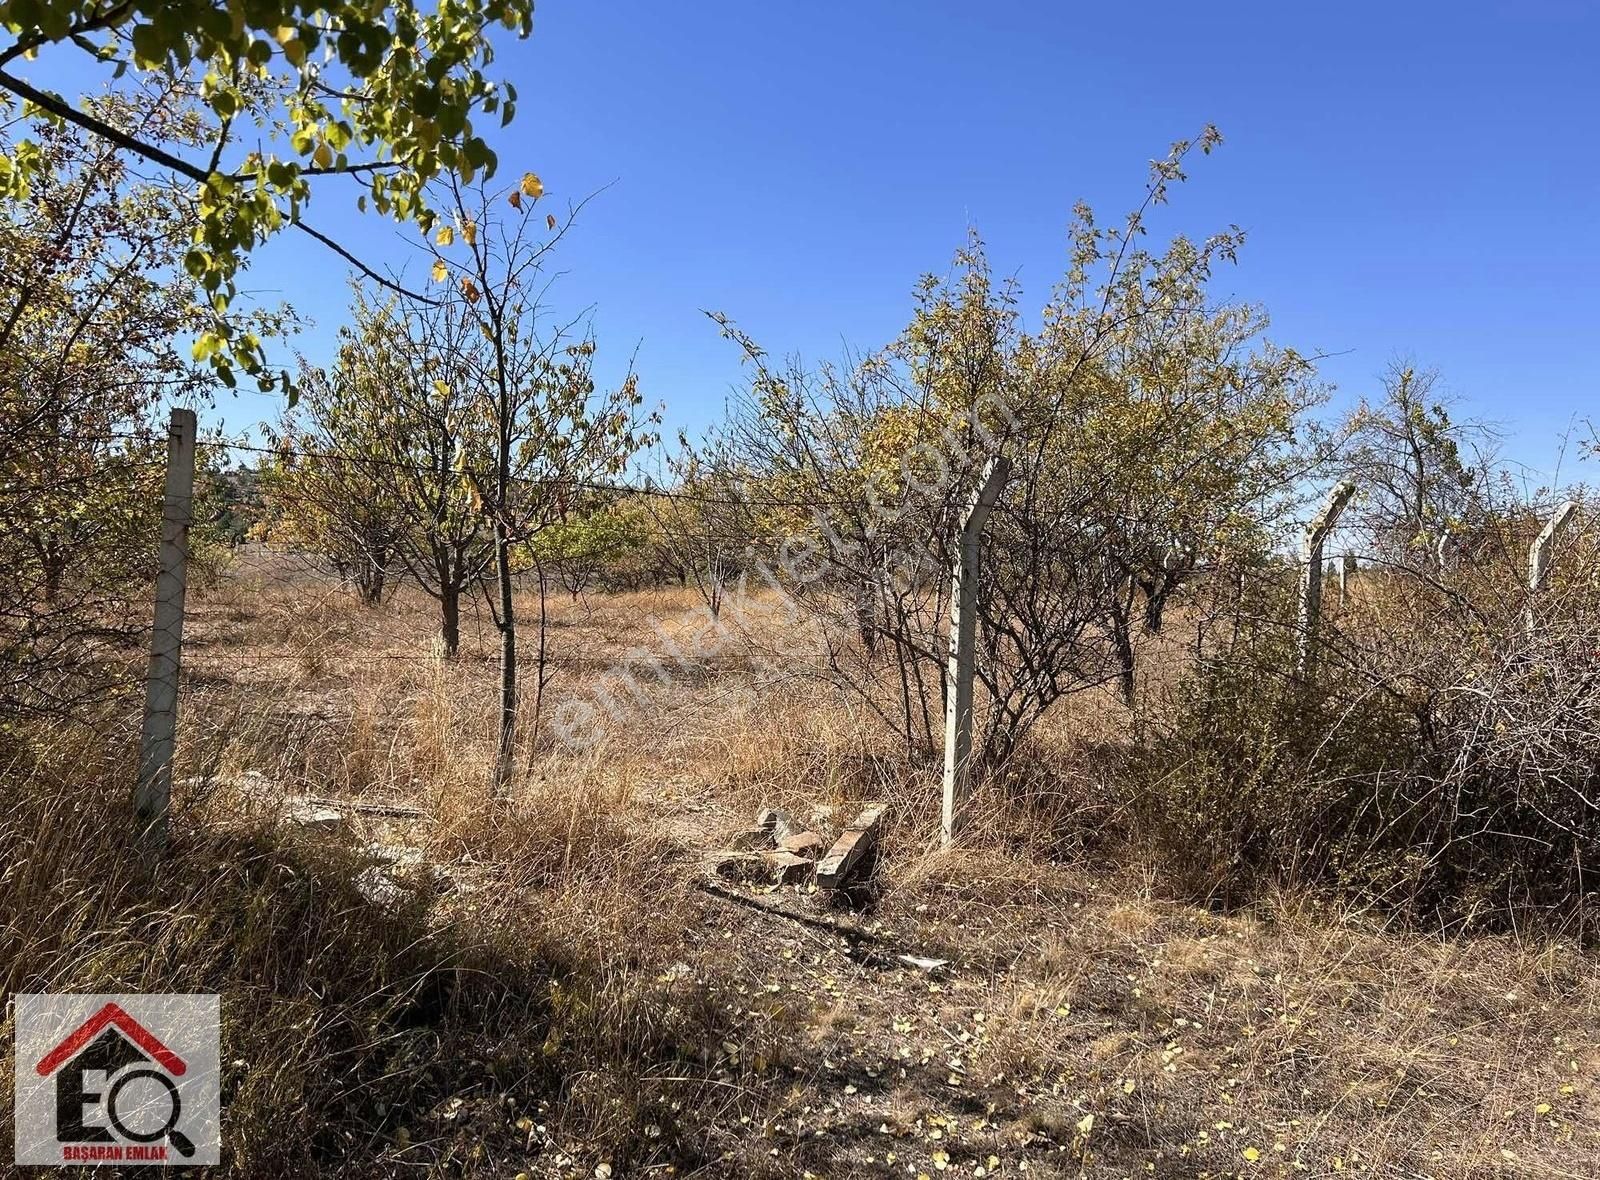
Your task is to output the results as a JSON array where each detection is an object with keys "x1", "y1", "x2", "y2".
[{"x1": 217, "y1": 0, "x2": 1598, "y2": 482}]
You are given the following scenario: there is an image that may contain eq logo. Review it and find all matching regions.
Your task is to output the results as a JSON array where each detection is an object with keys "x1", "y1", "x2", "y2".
[{"x1": 12, "y1": 994, "x2": 220, "y2": 1166}]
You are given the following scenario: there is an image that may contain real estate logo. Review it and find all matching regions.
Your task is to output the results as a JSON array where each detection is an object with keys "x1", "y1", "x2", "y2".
[{"x1": 12, "y1": 994, "x2": 220, "y2": 1166}]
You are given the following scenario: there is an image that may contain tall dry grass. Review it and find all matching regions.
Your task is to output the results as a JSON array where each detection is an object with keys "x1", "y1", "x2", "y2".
[
  {"x1": 6, "y1": 554, "x2": 1599, "y2": 1175},
  {"x1": 0, "y1": 718, "x2": 795, "y2": 1176}
]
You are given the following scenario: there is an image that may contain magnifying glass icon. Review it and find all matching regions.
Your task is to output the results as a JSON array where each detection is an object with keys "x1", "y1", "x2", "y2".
[{"x1": 106, "y1": 1068, "x2": 197, "y2": 1159}]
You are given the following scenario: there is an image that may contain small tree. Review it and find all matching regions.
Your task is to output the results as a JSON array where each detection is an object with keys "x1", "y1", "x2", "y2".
[
  {"x1": 424, "y1": 177, "x2": 658, "y2": 794},
  {"x1": 692, "y1": 128, "x2": 1319, "y2": 762},
  {"x1": 257, "y1": 393, "x2": 404, "y2": 610},
  {"x1": 262, "y1": 290, "x2": 496, "y2": 651},
  {"x1": 1346, "y1": 363, "x2": 1493, "y2": 571},
  {"x1": 528, "y1": 494, "x2": 652, "y2": 599},
  {"x1": 648, "y1": 447, "x2": 751, "y2": 619}
]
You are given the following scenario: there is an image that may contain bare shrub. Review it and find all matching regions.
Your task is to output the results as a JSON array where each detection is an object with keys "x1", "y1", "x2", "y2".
[{"x1": 1139, "y1": 490, "x2": 1600, "y2": 920}]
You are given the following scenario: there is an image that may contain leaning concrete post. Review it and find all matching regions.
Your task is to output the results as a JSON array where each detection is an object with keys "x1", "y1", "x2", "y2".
[
  {"x1": 1434, "y1": 530, "x2": 1452, "y2": 574},
  {"x1": 1338, "y1": 554, "x2": 1356, "y2": 609},
  {"x1": 1526, "y1": 501, "x2": 1577, "y2": 637},
  {"x1": 1297, "y1": 480, "x2": 1356, "y2": 678},
  {"x1": 941, "y1": 456, "x2": 1010, "y2": 848},
  {"x1": 136, "y1": 408, "x2": 198, "y2": 851}
]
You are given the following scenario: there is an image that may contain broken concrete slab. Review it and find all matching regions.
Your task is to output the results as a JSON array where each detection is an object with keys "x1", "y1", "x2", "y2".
[
  {"x1": 761, "y1": 849, "x2": 814, "y2": 885},
  {"x1": 707, "y1": 849, "x2": 811, "y2": 887},
  {"x1": 365, "y1": 842, "x2": 425, "y2": 868},
  {"x1": 354, "y1": 865, "x2": 408, "y2": 908},
  {"x1": 356, "y1": 843, "x2": 450, "y2": 905},
  {"x1": 283, "y1": 798, "x2": 345, "y2": 833},
  {"x1": 778, "y1": 830, "x2": 824, "y2": 859},
  {"x1": 816, "y1": 804, "x2": 886, "y2": 890},
  {"x1": 729, "y1": 825, "x2": 775, "y2": 851},
  {"x1": 706, "y1": 851, "x2": 766, "y2": 884},
  {"x1": 756, "y1": 807, "x2": 797, "y2": 842}
]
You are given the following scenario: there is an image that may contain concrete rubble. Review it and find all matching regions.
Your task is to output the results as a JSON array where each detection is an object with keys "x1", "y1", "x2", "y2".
[
  {"x1": 816, "y1": 804, "x2": 886, "y2": 890},
  {"x1": 708, "y1": 803, "x2": 886, "y2": 890}
]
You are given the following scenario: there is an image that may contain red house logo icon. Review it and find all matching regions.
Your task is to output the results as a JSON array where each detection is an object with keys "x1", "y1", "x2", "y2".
[
  {"x1": 13, "y1": 994, "x2": 220, "y2": 1166},
  {"x1": 36, "y1": 1001, "x2": 188, "y2": 1079}
]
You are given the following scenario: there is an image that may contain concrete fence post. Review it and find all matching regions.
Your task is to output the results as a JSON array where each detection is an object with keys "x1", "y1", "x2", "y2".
[
  {"x1": 1338, "y1": 554, "x2": 1356, "y2": 609},
  {"x1": 941, "y1": 456, "x2": 1010, "y2": 848},
  {"x1": 1526, "y1": 501, "x2": 1577, "y2": 637},
  {"x1": 135, "y1": 407, "x2": 197, "y2": 851},
  {"x1": 1297, "y1": 480, "x2": 1357, "y2": 679}
]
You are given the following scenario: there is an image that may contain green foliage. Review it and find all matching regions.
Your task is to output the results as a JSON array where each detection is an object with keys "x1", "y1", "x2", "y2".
[
  {"x1": 0, "y1": 86, "x2": 228, "y2": 714},
  {"x1": 527, "y1": 497, "x2": 656, "y2": 595},
  {"x1": 1345, "y1": 363, "x2": 1488, "y2": 565},
  {"x1": 1143, "y1": 604, "x2": 1414, "y2": 901},
  {"x1": 0, "y1": 0, "x2": 532, "y2": 390},
  {"x1": 700, "y1": 128, "x2": 1323, "y2": 756},
  {"x1": 261, "y1": 186, "x2": 660, "y2": 661},
  {"x1": 421, "y1": 178, "x2": 660, "y2": 518},
  {"x1": 259, "y1": 287, "x2": 487, "y2": 619}
]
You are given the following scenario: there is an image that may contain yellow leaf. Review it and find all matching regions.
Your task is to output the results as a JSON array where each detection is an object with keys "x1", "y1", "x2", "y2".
[
  {"x1": 312, "y1": 141, "x2": 332, "y2": 168},
  {"x1": 462, "y1": 219, "x2": 477, "y2": 245},
  {"x1": 275, "y1": 27, "x2": 306, "y2": 68},
  {"x1": 1243, "y1": 1147, "x2": 1261, "y2": 1162},
  {"x1": 436, "y1": 225, "x2": 454, "y2": 246},
  {"x1": 520, "y1": 171, "x2": 544, "y2": 198},
  {"x1": 431, "y1": 259, "x2": 448, "y2": 282}
]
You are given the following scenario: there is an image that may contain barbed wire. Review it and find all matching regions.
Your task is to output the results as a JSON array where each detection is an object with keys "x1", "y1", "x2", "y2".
[{"x1": 10, "y1": 427, "x2": 883, "y2": 512}]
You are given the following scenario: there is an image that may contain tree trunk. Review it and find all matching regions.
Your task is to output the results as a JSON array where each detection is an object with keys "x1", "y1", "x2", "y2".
[
  {"x1": 855, "y1": 575, "x2": 877, "y2": 657},
  {"x1": 358, "y1": 549, "x2": 387, "y2": 607},
  {"x1": 1143, "y1": 587, "x2": 1167, "y2": 633},
  {"x1": 1111, "y1": 613, "x2": 1136, "y2": 709},
  {"x1": 42, "y1": 553, "x2": 64, "y2": 605},
  {"x1": 440, "y1": 585, "x2": 461, "y2": 657},
  {"x1": 492, "y1": 521, "x2": 517, "y2": 799},
  {"x1": 522, "y1": 561, "x2": 549, "y2": 778}
]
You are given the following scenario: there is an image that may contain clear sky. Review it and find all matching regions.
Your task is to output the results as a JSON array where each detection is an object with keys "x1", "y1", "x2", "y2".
[{"x1": 218, "y1": 0, "x2": 1597, "y2": 483}]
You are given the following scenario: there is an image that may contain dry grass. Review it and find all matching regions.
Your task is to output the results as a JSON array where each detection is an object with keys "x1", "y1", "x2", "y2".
[{"x1": 3, "y1": 555, "x2": 1598, "y2": 1176}]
